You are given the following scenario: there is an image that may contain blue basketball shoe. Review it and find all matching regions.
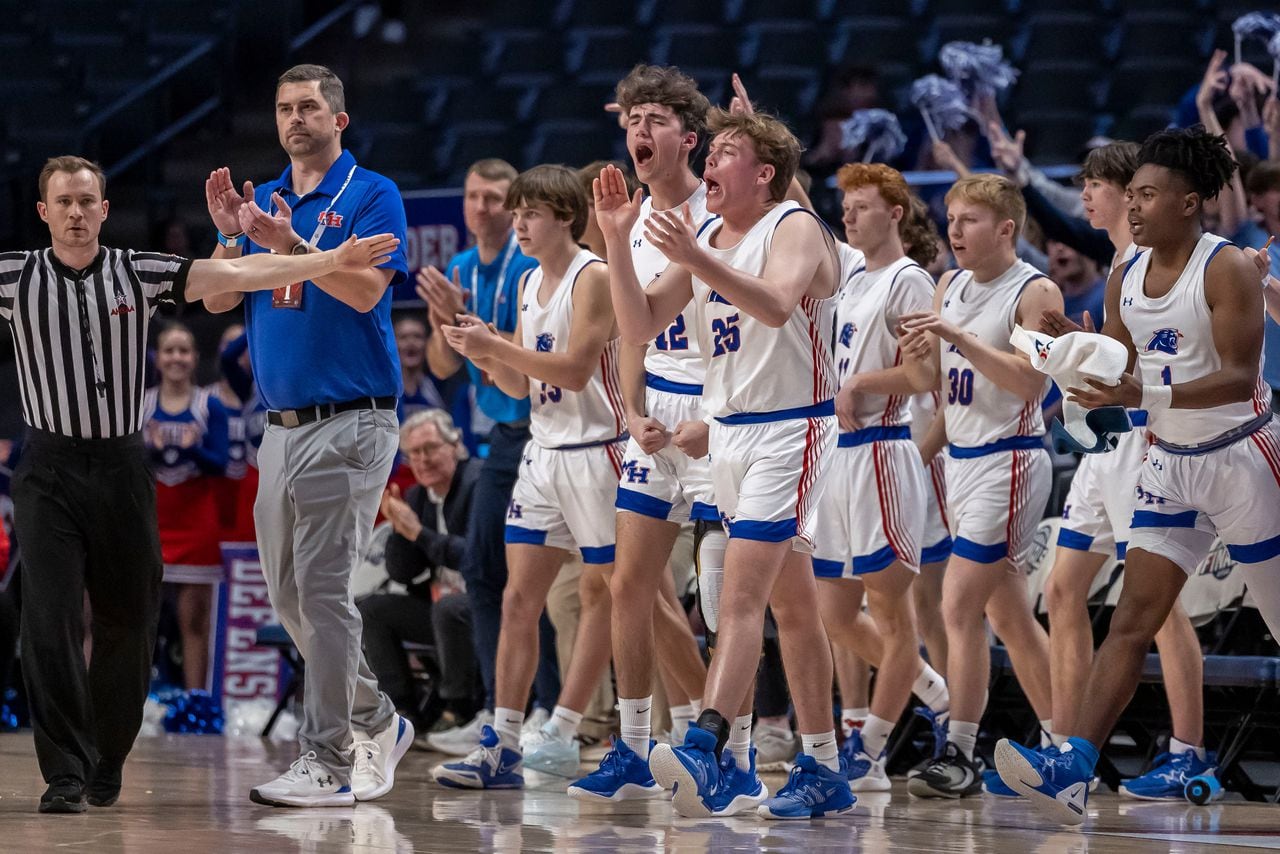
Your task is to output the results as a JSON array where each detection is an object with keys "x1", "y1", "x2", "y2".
[
  {"x1": 431, "y1": 725, "x2": 524, "y2": 790},
  {"x1": 840, "y1": 730, "x2": 891, "y2": 792},
  {"x1": 757, "y1": 754, "x2": 857, "y2": 820},
  {"x1": 1119, "y1": 749, "x2": 1214, "y2": 800},
  {"x1": 711, "y1": 747, "x2": 769, "y2": 816},
  {"x1": 982, "y1": 767, "x2": 1019, "y2": 797},
  {"x1": 567, "y1": 739, "x2": 662, "y2": 802},
  {"x1": 649, "y1": 726, "x2": 723, "y2": 818},
  {"x1": 994, "y1": 738, "x2": 1095, "y2": 825}
]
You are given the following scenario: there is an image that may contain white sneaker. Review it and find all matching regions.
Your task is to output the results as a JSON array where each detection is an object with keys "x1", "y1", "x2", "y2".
[
  {"x1": 250, "y1": 751, "x2": 355, "y2": 807},
  {"x1": 522, "y1": 724, "x2": 581, "y2": 777},
  {"x1": 753, "y1": 723, "x2": 798, "y2": 772},
  {"x1": 426, "y1": 710, "x2": 493, "y2": 756},
  {"x1": 519, "y1": 708, "x2": 550, "y2": 746},
  {"x1": 351, "y1": 714, "x2": 415, "y2": 801}
]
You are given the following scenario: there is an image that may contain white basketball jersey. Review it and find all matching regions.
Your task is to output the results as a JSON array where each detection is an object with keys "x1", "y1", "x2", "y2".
[
  {"x1": 940, "y1": 260, "x2": 1047, "y2": 446},
  {"x1": 693, "y1": 202, "x2": 837, "y2": 417},
  {"x1": 1119, "y1": 232, "x2": 1273, "y2": 446},
  {"x1": 520, "y1": 249, "x2": 625, "y2": 448},
  {"x1": 834, "y1": 255, "x2": 934, "y2": 427},
  {"x1": 631, "y1": 184, "x2": 710, "y2": 386},
  {"x1": 908, "y1": 390, "x2": 941, "y2": 443}
]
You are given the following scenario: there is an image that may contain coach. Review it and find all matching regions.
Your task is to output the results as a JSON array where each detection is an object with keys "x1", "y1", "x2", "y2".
[
  {"x1": 202, "y1": 64, "x2": 414, "y2": 808},
  {"x1": 0, "y1": 155, "x2": 395, "y2": 814}
]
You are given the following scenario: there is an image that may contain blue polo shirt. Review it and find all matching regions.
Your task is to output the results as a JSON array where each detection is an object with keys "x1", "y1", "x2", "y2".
[
  {"x1": 244, "y1": 149, "x2": 409, "y2": 410},
  {"x1": 444, "y1": 235, "x2": 539, "y2": 425}
]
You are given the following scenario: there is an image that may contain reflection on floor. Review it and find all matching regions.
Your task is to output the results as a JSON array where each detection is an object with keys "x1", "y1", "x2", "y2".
[{"x1": 1, "y1": 734, "x2": 1277, "y2": 853}]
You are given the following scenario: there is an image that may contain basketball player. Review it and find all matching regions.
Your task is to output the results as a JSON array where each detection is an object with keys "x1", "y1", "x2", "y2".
[
  {"x1": 901, "y1": 174, "x2": 1060, "y2": 799},
  {"x1": 569, "y1": 64, "x2": 734, "y2": 806},
  {"x1": 996, "y1": 126, "x2": 1280, "y2": 826},
  {"x1": 143, "y1": 324, "x2": 229, "y2": 691},
  {"x1": 814, "y1": 163, "x2": 950, "y2": 792},
  {"x1": 431, "y1": 165, "x2": 625, "y2": 789},
  {"x1": 597, "y1": 108, "x2": 856, "y2": 820},
  {"x1": 1030, "y1": 141, "x2": 1210, "y2": 800}
]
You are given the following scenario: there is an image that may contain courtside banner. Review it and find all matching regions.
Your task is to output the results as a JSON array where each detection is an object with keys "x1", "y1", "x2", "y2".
[
  {"x1": 210, "y1": 542, "x2": 282, "y2": 704},
  {"x1": 394, "y1": 188, "x2": 467, "y2": 306}
]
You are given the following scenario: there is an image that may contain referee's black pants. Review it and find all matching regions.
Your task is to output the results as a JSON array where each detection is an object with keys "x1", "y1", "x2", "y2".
[{"x1": 12, "y1": 429, "x2": 163, "y2": 785}]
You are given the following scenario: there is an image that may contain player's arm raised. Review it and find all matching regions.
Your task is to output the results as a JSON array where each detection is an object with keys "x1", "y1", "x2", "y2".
[
  {"x1": 651, "y1": 208, "x2": 829, "y2": 328},
  {"x1": 595, "y1": 165, "x2": 693, "y2": 344}
]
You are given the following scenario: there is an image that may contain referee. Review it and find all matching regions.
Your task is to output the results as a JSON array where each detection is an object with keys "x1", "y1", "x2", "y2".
[{"x1": 0, "y1": 155, "x2": 397, "y2": 814}]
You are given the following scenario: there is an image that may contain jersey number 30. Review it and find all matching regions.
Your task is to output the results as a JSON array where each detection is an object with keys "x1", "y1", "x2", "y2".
[
  {"x1": 711, "y1": 313, "x2": 741, "y2": 357},
  {"x1": 947, "y1": 367, "x2": 974, "y2": 406}
]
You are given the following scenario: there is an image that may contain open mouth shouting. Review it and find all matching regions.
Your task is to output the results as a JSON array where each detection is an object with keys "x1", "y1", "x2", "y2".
[{"x1": 634, "y1": 143, "x2": 654, "y2": 169}]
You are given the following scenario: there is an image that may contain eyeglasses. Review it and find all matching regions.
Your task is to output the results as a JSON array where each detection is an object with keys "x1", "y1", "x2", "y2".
[{"x1": 404, "y1": 441, "x2": 449, "y2": 458}]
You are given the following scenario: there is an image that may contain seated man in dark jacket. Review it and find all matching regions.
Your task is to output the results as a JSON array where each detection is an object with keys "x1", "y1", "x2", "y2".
[{"x1": 360, "y1": 409, "x2": 482, "y2": 729}]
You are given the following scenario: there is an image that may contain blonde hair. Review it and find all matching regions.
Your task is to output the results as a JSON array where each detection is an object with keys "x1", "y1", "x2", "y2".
[
  {"x1": 706, "y1": 107, "x2": 801, "y2": 203},
  {"x1": 944, "y1": 174, "x2": 1026, "y2": 240}
]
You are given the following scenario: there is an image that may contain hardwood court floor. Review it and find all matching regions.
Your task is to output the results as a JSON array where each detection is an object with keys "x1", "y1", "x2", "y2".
[{"x1": 1, "y1": 734, "x2": 1277, "y2": 852}]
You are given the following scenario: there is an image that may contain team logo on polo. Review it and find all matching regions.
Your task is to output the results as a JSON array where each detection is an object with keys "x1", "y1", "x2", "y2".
[
  {"x1": 317, "y1": 211, "x2": 344, "y2": 228},
  {"x1": 535, "y1": 332, "x2": 555, "y2": 352},
  {"x1": 839, "y1": 322, "x2": 856, "y2": 347},
  {"x1": 1145, "y1": 328, "x2": 1182, "y2": 355}
]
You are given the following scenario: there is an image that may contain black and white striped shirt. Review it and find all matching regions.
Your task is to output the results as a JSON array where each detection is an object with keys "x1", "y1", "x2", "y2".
[{"x1": 0, "y1": 247, "x2": 190, "y2": 438}]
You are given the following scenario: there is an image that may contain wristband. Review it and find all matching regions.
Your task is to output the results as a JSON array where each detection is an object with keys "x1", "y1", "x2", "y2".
[
  {"x1": 1140, "y1": 383, "x2": 1173, "y2": 412},
  {"x1": 217, "y1": 230, "x2": 246, "y2": 248}
]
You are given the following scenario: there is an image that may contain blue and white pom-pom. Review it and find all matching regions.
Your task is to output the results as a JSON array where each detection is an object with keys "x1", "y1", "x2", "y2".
[
  {"x1": 910, "y1": 74, "x2": 971, "y2": 142},
  {"x1": 939, "y1": 40, "x2": 1019, "y2": 99},
  {"x1": 1233, "y1": 12, "x2": 1280, "y2": 65},
  {"x1": 840, "y1": 109, "x2": 908, "y2": 163}
]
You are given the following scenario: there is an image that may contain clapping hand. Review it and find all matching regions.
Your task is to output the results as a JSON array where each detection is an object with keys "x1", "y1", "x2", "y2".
[
  {"x1": 238, "y1": 185, "x2": 304, "y2": 255},
  {"x1": 442, "y1": 314, "x2": 502, "y2": 361},
  {"x1": 593, "y1": 164, "x2": 645, "y2": 241},
  {"x1": 644, "y1": 203, "x2": 703, "y2": 268},
  {"x1": 206, "y1": 168, "x2": 251, "y2": 237},
  {"x1": 417, "y1": 266, "x2": 469, "y2": 328},
  {"x1": 381, "y1": 484, "x2": 423, "y2": 541}
]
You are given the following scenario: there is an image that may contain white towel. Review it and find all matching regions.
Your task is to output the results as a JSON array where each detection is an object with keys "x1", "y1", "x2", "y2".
[{"x1": 1010, "y1": 326, "x2": 1130, "y2": 451}]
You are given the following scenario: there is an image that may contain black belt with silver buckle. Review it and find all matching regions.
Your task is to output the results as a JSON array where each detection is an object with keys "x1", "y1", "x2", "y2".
[{"x1": 267, "y1": 396, "x2": 398, "y2": 428}]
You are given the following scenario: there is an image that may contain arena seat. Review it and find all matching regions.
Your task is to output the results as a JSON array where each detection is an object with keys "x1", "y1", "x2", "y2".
[
  {"x1": 654, "y1": 24, "x2": 744, "y2": 72},
  {"x1": 1010, "y1": 62, "x2": 1105, "y2": 116},
  {"x1": 744, "y1": 21, "x2": 834, "y2": 73},
  {"x1": 1012, "y1": 12, "x2": 1107, "y2": 64},
  {"x1": 567, "y1": 27, "x2": 647, "y2": 80}
]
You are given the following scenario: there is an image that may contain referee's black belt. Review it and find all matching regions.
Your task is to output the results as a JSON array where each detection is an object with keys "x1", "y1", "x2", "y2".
[{"x1": 267, "y1": 396, "x2": 398, "y2": 428}]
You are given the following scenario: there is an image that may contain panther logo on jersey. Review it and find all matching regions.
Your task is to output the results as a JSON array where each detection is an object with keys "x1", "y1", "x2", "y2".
[
  {"x1": 535, "y1": 332, "x2": 555, "y2": 352},
  {"x1": 1145, "y1": 328, "x2": 1183, "y2": 355},
  {"x1": 838, "y1": 322, "x2": 856, "y2": 347}
]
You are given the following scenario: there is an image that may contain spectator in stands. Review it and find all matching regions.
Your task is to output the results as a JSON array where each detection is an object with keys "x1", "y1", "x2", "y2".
[
  {"x1": 1244, "y1": 160, "x2": 1280, "y2": 411},
  {"x1": 396, "y1": 314, "x2": 448, "y2": 417},
  {"x1": 576, "y1": 160, "x2": 638, "y2": 262},
  {"x1": 1045, "y1": 240, "x2": 1105, "y2": 328},
  {"x1": 359, "y1": 409, "x2": 482, "y2": 731},
  {"x1": 805, "y1": 65, "x2": 881, "y2": 174},
  {"x1": 1194, "y1": 51, "x2": 1254, "y2": 243},
  {"x1": 417, "y1": 158, "x2": 560, "y2": 756},
  {"x1": 152, "y1": 217, "x2": 193, "y2": 258},
  {"x1": 142, "y1": 324, "x2": 230, "y2": 691}
]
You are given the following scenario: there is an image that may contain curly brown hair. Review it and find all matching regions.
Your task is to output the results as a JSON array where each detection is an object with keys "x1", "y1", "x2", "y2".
[
  {"x1": 902, "y1": 195, "x2": 940, "y2": 267},
  {"x1": 615, "y1": 64, "x2": 709, "y2": 144}
]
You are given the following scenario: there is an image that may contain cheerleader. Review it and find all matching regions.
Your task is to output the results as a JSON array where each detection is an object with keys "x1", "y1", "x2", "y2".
[
  {"x1": 213, "y1": 327, "x2": 266, "y2": 543},
  {"x1": 144, "y1": 324, "x2": 229, "y2": 691}
]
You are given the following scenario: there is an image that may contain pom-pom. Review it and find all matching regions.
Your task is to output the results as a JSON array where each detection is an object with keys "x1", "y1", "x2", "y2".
[
  {"x1": 1233, "y1": 12, "x2": 1280, "y2": 64},
  {"x1": 939, "y1": 41, "x2": 1019, "y2": 97},
  {"x1": 840, "y1": 109, "x2": 908, "y2": 163},
  {"x1": 162, "y1": 689, "x2": 225, "y2": 735},
  {"x1": 910, "y1": 75, "x2": 971, "y2": 141}
]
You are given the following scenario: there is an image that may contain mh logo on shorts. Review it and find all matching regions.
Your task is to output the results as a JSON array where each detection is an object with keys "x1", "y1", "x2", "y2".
[
  {"x1": 535, "y1": 332, "x2": 555, "y2": 352},
  {"x1": 620, "y1": 460, "x2": 650, "y2": 484},
  {"x1": 1145, "y1": 328, "x2": 1182, "y2": 355},
  {"x1": 839, "y1": 322, "x2": 857, "y2": 347},
  {"x1": 507, "y1": 500, "x2": 523, "y2": 519}
]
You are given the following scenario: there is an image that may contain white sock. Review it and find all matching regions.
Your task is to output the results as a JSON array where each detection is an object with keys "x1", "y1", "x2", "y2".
[
  {"x1": 547, "y1": 705, "x2": 582, "y2": 741},
  {"x1": 690, "y1": 698, "x2": 702, "y2": 717},
  {"x1": 730, "y1": 715, "x2": 753, "y2": 771},
  {"x1": 619, "y1": 696, "x2": 652, "y2": 759},
  {"x1": 913, "y1": 663, "x2": 949, "y2": 713},
  {"x1": 670, "y1": 703, "x2": 695, "y2": 736},
  {"x1": 1050, "y1": 731, "x2": 1068, "y2": 748},
  {"x1": 860, "y1": 714, "x2": 895, "y2": 759},
  {"x1": 948, "y1": 720, "x2": 979, "y2": 761},
  {"x1": 1170, "y1": 736, "x2": 1206, "y2": 761},
  {"x1": 841, "y1": 707, "x2": 870, "y2": 738},
  {"x1": 1038, "y1": 719, "x2": 1055, "y2": 749},
  {"x1": 802, "y1": 730, "x2": 840, "y2": 772},
  {"x1": 494, "y1": 707, "x2": 524, "y2": 749}
]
